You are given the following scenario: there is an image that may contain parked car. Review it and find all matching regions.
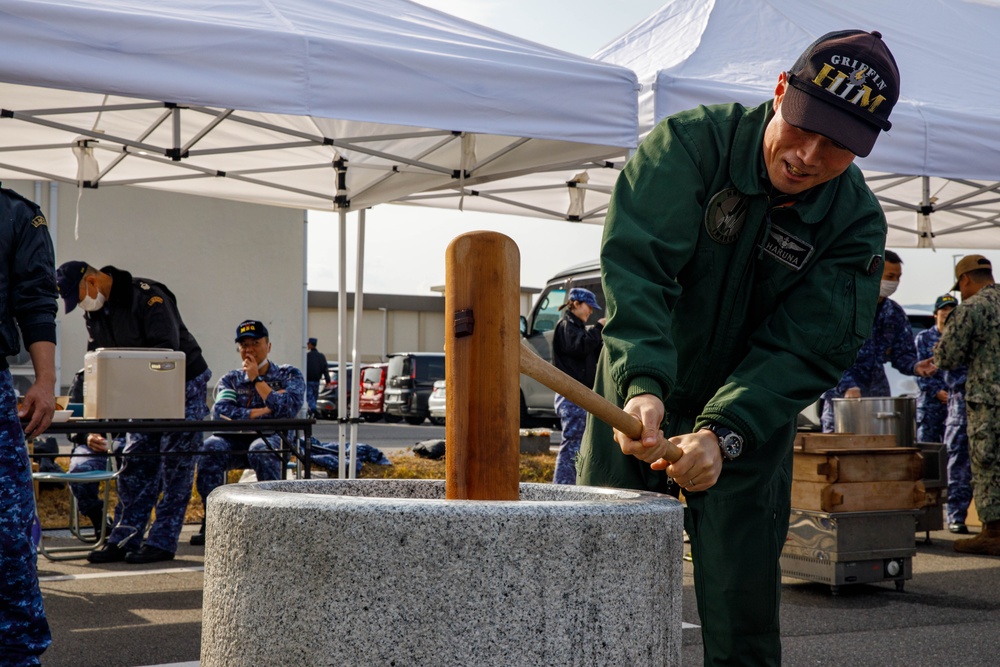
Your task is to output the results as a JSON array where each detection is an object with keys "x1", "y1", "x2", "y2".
[
  {"x1": 520, "y1": 260, "x2": 603, "y2": 427},
  {"x1": 358, "y1": 363, "x2": 390, "y2": 422},
  {"x1": 315, "y1": 363, "x2": 352, "y2": 420},
  {"x1": 427, "y1": 380, "x2": 446, "y2": 426},
  {"x1": 383, "y1": 352, "x2": 446, "y2": 425}
]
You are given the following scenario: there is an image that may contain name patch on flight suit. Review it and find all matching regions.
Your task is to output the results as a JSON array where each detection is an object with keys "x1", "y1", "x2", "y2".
[
  {"x1": 762, "y1": 225, "x2": 814, "y2": 270},
  {"x1": 704, "y1": 187, "x2": 747, "y2": 244}
]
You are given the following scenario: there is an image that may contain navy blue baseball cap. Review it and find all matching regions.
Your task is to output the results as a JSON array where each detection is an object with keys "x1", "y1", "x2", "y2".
[
  {"x1": 783, "y1": 30, "x2": 899, "y2": 158},
  {"x1": 235, "y1": 320, "x2": 269, "y2": 342},
  {"x1": 307, "y1": 337, "x2": 318, "y2": 345},
  {"x1": 566, "y1": 287, "x2": 601, "y2": 311},
  {"x1": 933, "y1": 294, "x2": 958, "y2": 313},
  {"x1": 55, "y1": 260, "x2": 90, "y2": 314}
]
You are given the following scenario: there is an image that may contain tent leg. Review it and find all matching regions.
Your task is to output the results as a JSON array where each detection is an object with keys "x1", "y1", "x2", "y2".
[
  {"x1": 349, "y1": 209, "x2": 366, "y2": 479},
  {"x1": 337, "y1": 208, "x2": 348, "y2": 479}
]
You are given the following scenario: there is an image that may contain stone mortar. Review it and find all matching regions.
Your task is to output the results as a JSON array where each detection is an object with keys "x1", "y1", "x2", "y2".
[{"x1": 201, "y1": 479, "x2": 683, "y2": 666}]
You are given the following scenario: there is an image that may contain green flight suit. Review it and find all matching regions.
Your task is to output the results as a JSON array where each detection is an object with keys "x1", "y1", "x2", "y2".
[{"x1": 577, "y1": 101, "x2": 887, "y2": 666}]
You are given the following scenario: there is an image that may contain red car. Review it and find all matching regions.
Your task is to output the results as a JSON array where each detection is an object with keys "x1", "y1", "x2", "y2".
[{"x1": 358, "y1": 363, "x2": 392, "y2": 422}]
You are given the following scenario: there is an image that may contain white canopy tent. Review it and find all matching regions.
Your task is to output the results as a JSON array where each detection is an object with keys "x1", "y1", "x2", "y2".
[
  {"x1": 0, "y1": 0, "x2": 639, "y2": 474},
  {"x1": 595, "y1": 0, "x2": 1000, "y2": 249}
]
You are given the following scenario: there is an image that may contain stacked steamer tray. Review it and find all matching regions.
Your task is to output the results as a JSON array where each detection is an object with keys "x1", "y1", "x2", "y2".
[{"x1": 781, "y1": 433, "x2": 924, "y2": 594}]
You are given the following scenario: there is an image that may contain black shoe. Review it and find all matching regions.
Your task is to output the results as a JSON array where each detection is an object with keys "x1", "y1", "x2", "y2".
[
  {"x1": 87, "y1": 543, "x2": 129, "y2": 563},
  {"x1": 949, "y1": 523, "x2": 970, "y2": 534},
  {"x1": 124, "y1": 545, "x2": 175, "y2": 564},
  {"x1": 190, "y1": 519, "x2": 206, "y2": 546}
]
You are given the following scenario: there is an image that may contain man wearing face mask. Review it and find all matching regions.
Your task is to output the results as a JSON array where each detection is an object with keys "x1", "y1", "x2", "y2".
[
  {"x1": 819, "y1": 250, "x2": 937, "y2": 432},
  {"x1": 55, "y1": 261, "x2": 211, "y2": 564},
  {"x1": 188, "y1": 320, "x2": 304, "y2": 548}
]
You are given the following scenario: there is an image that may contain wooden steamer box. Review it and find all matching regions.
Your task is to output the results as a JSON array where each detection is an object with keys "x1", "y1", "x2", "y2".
[
  {"x1": 783, "y1": 433, "x2": 923, "y2": 592},
  {"x1": 791, "y1": 434, "x2": 925, "y2": 513}
]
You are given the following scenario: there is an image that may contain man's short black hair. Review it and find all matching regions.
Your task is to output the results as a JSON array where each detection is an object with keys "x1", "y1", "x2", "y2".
[{"x1": 884, "y1": 250, "x2": 902, "y2": 264}]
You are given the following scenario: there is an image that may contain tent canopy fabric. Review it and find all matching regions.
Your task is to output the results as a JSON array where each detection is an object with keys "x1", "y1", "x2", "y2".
[
  {"x1": 0, "y1": 0, "x2": 638, "y2": 213},
  {"x1": 596, "y1": 0, "x2": 1000, "y2": 248}
]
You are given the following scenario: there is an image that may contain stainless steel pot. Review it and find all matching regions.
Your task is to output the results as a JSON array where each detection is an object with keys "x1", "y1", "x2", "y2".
[{"x1": 831, "y1": 396, "x2": 916, "y2": 447}]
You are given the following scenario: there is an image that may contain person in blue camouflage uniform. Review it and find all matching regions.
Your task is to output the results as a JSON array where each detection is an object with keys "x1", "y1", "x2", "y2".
[
  {"x1": 915, "y1": 294, "x2": 957, "y2": 443},
  {"x1": 821, "y1": 251, "x2": 936, "y2": 432},
  {"x1": 942, "y1": 360, "x2": 971, "y2": 533},
  {"x1": 190, "y1": 320, "x2": 304, "y2": 546},
  {"x1": 67, "y1": 434, "x2": 125, "y2": 536},
  {"x1": 551, "y1": 288, "x2": 604, "y2": 484},
  {"x1": 56, "y1": 261, "x2": 211, "y2": 565},
  {"x1": 935, "y1": 254, "x2": 1000, "y2": 556},
  {"x1": 1, "y1": 185, "x2": 58, "y2": 666},
  {"x1": 305, "y1": 337, "x2": 330, "y2": 418}
]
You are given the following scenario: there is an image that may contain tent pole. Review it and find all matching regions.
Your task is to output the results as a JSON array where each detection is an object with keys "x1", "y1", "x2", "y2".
[
  {"x1": 335, "y1": 156, "x2": 349, "y2": 479},
  {"x1": 917, "y1": 176, "x2": 933, "y2": 248},
  {"x1": 338, "y1": 207, "x2": 348, "y2": 479},
  {"x1": 302, "y1": 209, "x2": 309, "y2": 415},
  {"x1": 349, "y1": 209, "x2": 366, "y2": 479}
]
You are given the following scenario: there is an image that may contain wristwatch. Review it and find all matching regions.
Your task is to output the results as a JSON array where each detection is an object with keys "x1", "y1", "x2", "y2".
[
  {"x1": 252, "y1": 376, "x2": 266, "y2": 384},
  {"x1": 705, "y1": 423, "x2": 743, "y2": 461}
]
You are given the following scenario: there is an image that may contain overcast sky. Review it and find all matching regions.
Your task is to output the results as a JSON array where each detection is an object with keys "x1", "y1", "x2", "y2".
[{"x1": 306, "y1": 0, "x2": 984, "y2": 308}]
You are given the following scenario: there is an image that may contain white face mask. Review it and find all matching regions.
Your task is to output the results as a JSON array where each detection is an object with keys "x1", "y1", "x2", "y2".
[
  {"x1": 79, "y1": 286, "x2": 106, "y2": 312},
  {"x1": 879, "y1": 280, "x2": 899, "y2": 299}
]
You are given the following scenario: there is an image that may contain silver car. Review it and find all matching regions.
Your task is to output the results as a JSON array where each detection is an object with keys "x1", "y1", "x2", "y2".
[{"x1": 427, "y1": 380, "x2": 446, "y2": 426}]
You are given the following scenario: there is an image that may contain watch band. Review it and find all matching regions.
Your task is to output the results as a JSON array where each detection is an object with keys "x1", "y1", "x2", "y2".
[{"x1": 252, "y1": 376, "x2": 266, "y2": 384}]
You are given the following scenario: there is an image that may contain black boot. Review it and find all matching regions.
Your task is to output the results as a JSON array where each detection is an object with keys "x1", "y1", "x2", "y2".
[{"x1": 190, "y1": 518, "x2": 206, "y2": 546}]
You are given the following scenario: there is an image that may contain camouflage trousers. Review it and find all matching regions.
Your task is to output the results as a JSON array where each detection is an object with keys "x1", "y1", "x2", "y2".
[
  {"x1": 306, "y1": 381, "x2": 320, "y2": 413},
  {"x1": 0, "y1": 371, "x2": 50, "y2": 665},
  {"x1": 966, "y1": 401, "x2": 1000, "y2": 524},
  {"x1": 554, "y1": 396, "x2": 585, "y2": 485},
  {"x1": 108, "y1": 369, "x2": 211, "y2": 554},
  {"x1": 68, "y1": 438, "x2": 125, "y2": 517},
  {"x1": 917, "y1": 401, "x2": 948, "y2": 444},
  {"x1": 194, "y1": 434, "x2": 284, "y2": 509},
  {"x1": 944, "y1": 421, "x2": 972, "y2": 525}
]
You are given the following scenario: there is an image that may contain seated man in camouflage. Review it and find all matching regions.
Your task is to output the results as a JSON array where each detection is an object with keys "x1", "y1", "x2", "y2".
[{"x1": 190, "y1": 319, "x2": 305, "y2": 546}]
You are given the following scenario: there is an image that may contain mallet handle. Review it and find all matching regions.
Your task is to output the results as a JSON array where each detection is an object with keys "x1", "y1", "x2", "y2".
[{"x1": 518, "y1": 340, "x2": 681, "y2": 463}]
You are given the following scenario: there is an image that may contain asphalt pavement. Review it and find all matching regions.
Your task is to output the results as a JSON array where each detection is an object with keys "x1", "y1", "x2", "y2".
[{"x1": 34, "y1": 420, "x2": 1000, "y2": 666}]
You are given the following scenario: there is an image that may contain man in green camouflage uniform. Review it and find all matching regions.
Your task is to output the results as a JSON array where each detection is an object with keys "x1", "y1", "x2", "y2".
[{"x1": 934, "y1": 254, "x2": 1000, "y2": 556}]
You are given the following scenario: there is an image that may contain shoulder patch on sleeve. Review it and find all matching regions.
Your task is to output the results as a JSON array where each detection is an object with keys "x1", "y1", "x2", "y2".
[
  {"x1": 866, "y1": 254, "x2": 883, "y2": 276},
  {"x1": 31, "y1": 215, "x2": 47, "y2": 228},
  {"x1": 147, "y1": 296, "x2": 164, "y2": 306}
]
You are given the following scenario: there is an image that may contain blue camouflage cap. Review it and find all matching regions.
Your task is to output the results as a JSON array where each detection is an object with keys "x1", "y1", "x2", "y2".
[
  {"x1": 55, "y1": 260, "x2": 90, "y2": 314},
  {"x1": 934, "y1": 294, "x2": 958, "y2": 312},
  {"x1": 567, "y1": 287, "x2": 601, "y2": 311},
  {"x1": 235, "y1": 319, "x2": 269, "y2": 342}
]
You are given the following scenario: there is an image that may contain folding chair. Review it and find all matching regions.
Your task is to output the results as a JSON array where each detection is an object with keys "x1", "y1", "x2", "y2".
[{"x1": 33, "y1": 456, "x2": 119, "y2": 561}]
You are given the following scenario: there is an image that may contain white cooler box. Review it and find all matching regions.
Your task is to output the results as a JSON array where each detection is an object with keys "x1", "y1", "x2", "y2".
[{"x1": 83, "y1": 348, "x2": 186, "y2": 419}]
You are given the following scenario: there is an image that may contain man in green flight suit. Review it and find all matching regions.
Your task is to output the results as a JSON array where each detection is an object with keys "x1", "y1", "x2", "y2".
[{"x1": 577, "y1": 30, "x2": 901, "y2": 666}]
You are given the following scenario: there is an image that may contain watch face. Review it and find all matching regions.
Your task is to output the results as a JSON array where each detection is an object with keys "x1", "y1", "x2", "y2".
[{"x1": 722, "y1": 434, "x2": 742, "y2": 459}]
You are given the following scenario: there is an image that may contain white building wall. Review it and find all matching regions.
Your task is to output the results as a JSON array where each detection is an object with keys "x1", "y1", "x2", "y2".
[{"x1": 5, "y1": 180, "x2": 305, "y2": 391}]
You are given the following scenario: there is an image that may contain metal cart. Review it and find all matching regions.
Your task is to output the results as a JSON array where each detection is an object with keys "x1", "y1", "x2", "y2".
[{"x1": 781, "y1": 508, "x2": 918, "y2": 594}]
